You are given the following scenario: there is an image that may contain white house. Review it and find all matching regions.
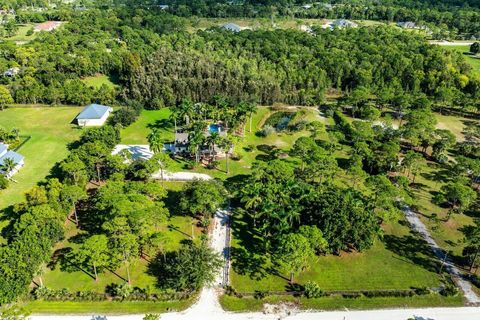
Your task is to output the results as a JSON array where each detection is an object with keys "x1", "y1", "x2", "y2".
[
  {"x1": 0, "y1": 143, "x2": 24, "y2": 178},
  {"x1": 76, "y1": 104, "x2": 113, "y2": 127}
]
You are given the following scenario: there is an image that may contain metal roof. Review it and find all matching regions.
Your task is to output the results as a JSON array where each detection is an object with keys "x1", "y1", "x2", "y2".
[
  {"x1": 0, "y1": 150, "x2": 24, "y2": 165},
  {"x1": 76, "y1": 104, "x2": 111, "y2": 120},
  {"x1": 0, "y1": 143, "x2": 7, "y2": 156},
  {"x1": 221, "y1": 23, "x2": 242, "y2": 32}
]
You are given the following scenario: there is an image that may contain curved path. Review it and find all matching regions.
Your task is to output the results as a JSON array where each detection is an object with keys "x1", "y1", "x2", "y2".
[{"x1": 403, "y1": 206, "x2": 480, "y2": 305}]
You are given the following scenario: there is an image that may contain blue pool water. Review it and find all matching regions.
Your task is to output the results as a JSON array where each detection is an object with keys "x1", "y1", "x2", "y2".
[{"x1": 209, "y1": 124, "x2": 221, "y2": 133}]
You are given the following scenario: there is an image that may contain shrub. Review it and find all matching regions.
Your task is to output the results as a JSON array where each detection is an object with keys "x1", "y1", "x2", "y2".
[
  {"x1": 440, "y1": 283, "x2": 459, "y2": 297},
  {"x1": 259, "y1": 125, "x2": 275, "y2": 137},
  {"x1": 304, "y1": 281, "x2": 323, "y2": 298},
  {"x1": 144, "y1": 314, "x2": 161, "y2": 320},
  {"x1": 224, "y1": 285, "x2": 236, "y2": 296},
  {"x1": 0, "y1": 174, "x2": 8, "y2": 189},
  {"x1": 253, "y1": 290, "x2": 267, "y2": 299}
]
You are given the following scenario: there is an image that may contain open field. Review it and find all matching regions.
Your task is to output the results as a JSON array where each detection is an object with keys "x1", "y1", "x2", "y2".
[
  {"x1": 23, "y1": 299, "x2": 193, "y2": 314},
  {"x1": 0, "y1": 106, "x2": 83, "y2": 210},
  {"x1": 230, "y1": 215, "x2": 447, "y2": 293},
  {"x1": 81, "y1": 74, "x2": 118, "y2": 89},
  {"x1": 0, "y1": 23, "x2": 37, "y2": 43}
]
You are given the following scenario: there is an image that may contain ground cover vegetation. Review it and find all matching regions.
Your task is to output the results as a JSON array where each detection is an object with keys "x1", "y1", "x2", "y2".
[{"x1": 0, "y1": 0, "x2": 479, "y2": 314}]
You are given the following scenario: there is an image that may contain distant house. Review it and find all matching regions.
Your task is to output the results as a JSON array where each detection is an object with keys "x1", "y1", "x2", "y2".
[
  {"x1": 3, "y1": 67, "x2": 19, "y2": 77},
  {"x1": 323, "y1": 19, "x2": 358, "y2": 30},
  {"x1": 0, "y1": 143, "x2": 24, "y2": 178},
  {"x1": 221, "y1": 23, "x2": 243, "y2": 33},
  {"x1": 397, "y1": 21, "x2": 417, "y2": 29},
  {"x1": 34, "y1": 21, "x2": 62, "y2": 32},
  {"x1": 76, "y1": 104, "x2": 113, "y2": 127},
  {"x1": 158, "y1": 4, "x2": 169, "y2": 10}
]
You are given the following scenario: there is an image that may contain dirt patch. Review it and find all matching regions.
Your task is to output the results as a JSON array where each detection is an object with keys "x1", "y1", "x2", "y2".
[{"x1": 263, "y1": 301, "x2": 299, "y2": 319}]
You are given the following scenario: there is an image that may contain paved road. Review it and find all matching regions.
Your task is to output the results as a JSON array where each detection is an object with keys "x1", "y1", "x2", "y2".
[
  {"x1": 403, "y1": 206, "x2": 480, "y2": 305},
  {"x1": 29, "y1": 306, "x2": 480, "y2": 320}
]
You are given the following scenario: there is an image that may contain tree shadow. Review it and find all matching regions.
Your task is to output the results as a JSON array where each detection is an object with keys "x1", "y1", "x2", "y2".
[
  {"x1": 230, "y1": 247, "x2": 267, "y2": 281},
  {"x1": 384, "y1": 233, "x2": 442, "y2": 273},
  {"x1": 148, "y1": 119, "x2": 173, "y2": 131}
]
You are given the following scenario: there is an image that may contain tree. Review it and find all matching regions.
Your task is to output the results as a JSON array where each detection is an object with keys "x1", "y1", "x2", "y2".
[
  {"x1": 151, "y1": 152, "x2": 173, "y2": 185},
  {"x1": 72, "y1": 235, "x2": 110, "y2": 281},
  {"x1": 470, "y1": 42, "x2": 480, "y2": 55},
  {"x1": 0, "y1": 174, "x2": 8, "y2": 190},
  {"x1": 275, "y1": 233, "x2": 315, "y2": 283},
  {"x1": 402, "y1": 151, "x2": 425, "y2": 183},
  {"x1": 0, "y1": 85, "x2": 13, "y2": 111},
  {"x1": 148, "y1": 128, "x2": 164, "y2": 154},
  {"x1": 291, "y1": 136, "x2": 317, "y2": 171},
  {"x1": 463, "y1": 223, "x2": 480, "y2": 273},
  {"x1": 441, "y1": 182, "x2": 477, "y2": 219},
  {"x1": 61, "y1": 185, "x2": 87, "y2": 225},
  {"x1": 0, "y1": 157, "x2": 16, "y2": 175},
  {"x1": 219, "y1": 137, "x2": 233, "y2": 174},
  {"x1": 155, "y1": 241, "x2": 222, "y2": 291},
  {"x1": 178, "y1": 179, "x2": 226, "y2": 219}
]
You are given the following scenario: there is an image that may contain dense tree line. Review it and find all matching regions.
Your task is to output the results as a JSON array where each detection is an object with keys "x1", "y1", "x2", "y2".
[{"x1": 124, "y1": 27, "x2": 478, "y2": 108}]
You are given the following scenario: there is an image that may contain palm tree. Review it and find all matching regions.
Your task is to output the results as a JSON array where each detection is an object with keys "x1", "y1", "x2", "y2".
[
  {"x1": 241, "y1": 102, "x2": 258, "y2": 133},
  {"x1": 188, "y1": 122, "x2": 205, "y2": 163},
  {"x1": 219, "y1": 137, "x2": 233, "y2": 174},
  {"x1": 178, "y1": 99, "x2": 194, "y2": 126},
  {"x1": 148, "y1": 128, "x2": 163, "y2": 154},
  {"x1": 206, "y1": 132, "x2": 222, "y2": 161},
  {"x1": 1, "y1": 157, "x2": 16, "y2": 176}
]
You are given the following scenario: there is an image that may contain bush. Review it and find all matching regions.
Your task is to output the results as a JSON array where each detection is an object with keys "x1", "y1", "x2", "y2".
[
  {"x1": 224, "y1": 285, "x2": 236, "y2": 296},
  {"x1": 304, "y1": 281, "x2": 323, "y2": 298},
  {"x1": 440, "y1": 283, "x2": 459, "y2": 297},
  {"x1": 144, "y1": 314, "x2": 161, "y2": 320},
  {"x1": 0, "y1": 174, "x2": 8, "y2": 189},
  {"x1": 253, "y1": 290, "x2": 267, "y2": 299},
  {"x1": 258, "y1": 125, "x2": 275, "y2": 137},
  {"x1": 110, "y1": 107, "x2": 139, "y2": 127}
]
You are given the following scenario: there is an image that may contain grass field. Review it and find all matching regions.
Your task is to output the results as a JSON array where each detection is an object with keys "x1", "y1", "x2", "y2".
[
  {"x1": 441, "y1": 45, "x2": 480, "y2": 76},
  {"x1": 82, "y1": 74, "x2": 118, "y2": 89},
  {"x1": 23, "y1": 299, "x2": 193, "y2": 314},
  {"x1": 220, "y1": 294, "x2": 463, "y2": 312},
  {"x1": 0, "y1": 107, "x2": 83, "y2": 210},
  {"x1": 230, "y1": 214, "x2": 447, "y2": 293},
  {"x1": 0, "y1": 24, "x2": 37, "y2": 43}
]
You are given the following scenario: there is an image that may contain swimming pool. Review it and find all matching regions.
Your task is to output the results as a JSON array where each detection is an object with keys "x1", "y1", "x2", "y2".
[{"x1": 209, "y1": 124, "x2": 221, "y2": 133}]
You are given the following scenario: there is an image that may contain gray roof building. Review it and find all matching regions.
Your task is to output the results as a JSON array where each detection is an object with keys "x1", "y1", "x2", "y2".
[
  {"x1": 77, "y1": 104, "x2": 112, "y2": 120},
  {"x1": 0, "y1": 150, "x2": 24, "y2": 166},
  {"x1": 221, "y1": 23, "x2": 242, "y2": 32}
]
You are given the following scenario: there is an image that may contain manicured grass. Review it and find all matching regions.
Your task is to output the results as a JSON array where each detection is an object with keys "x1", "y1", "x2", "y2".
[
  {"x1": 441, "y1": 45, "x2": 480, "y2": 76},
  {"x1": 0, "y1": 106, "x2": 83, "y2": 210},
  {"x1": 230, "y1": 215, "x2": 446, "y2": 293},
  {"x1": 0, "y1": 24, "x2": 37, "y2": 43},
  {"x1": 121, "y1": 109, "x2": 174, "y2": 145},
  {"x1": 82, "y1": 74, "x2": 117, "y2": 89},
  {"x1": 24, "y1": 299, "x2": 193, "y2": 314},
  {"x1": 219, "y1": 294, "x2": 463, "y2": 312}
]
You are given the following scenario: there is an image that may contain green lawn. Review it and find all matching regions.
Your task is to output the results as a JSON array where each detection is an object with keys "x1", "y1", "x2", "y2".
[
  {"x1": 442, "y1": 45, "x2": 480, "y2": 76},
  {"x1": 24, "y1": 299, "x2": 193, "y2": 314},
  {"x1": 121, "y1": 109, "x2": 174, "y2": 145},
  {"x1": 230, "y1": 214, "x2": 447, "y2": 293},
  {"x1": 220, "y1": 294, "x2": 463, "y2": 312},
  {"x1": 0, "y1": 24, "x2": 37, "y2": 43},
  {"x1": 0, "y1": 107, "x2": 83, "y2": 210},
  {"x1": 82, "y1": 74, "x2": 118, "y2": 89}
]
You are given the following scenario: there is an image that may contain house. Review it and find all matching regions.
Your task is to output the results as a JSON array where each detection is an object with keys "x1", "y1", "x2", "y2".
[
  {"x1": 34, "y1": 21, "x2": 62, "y2": 32},
  {"x1": 221, "y1": 23, "x2": 243, "y2": 33},
  {"x1": 0, "y1": 143, "x2": 24, "y2": 178},
  {"x1": 397, "y1": 21, "x2": 417, "y2": 29},
  {"x1": 3, "y1": 67, "x2": 19, "y2": 77},
  {"x1": 112, "y1": 145, "x2": 154, "y2": 163},
  {"x1": 158, "y1": 5, "x2": 169, "y2": 10},
  {"x1": 322, "y1": 19, "x2": 358, "y2": 30},
  {"x1": 76, "y1": 104, "x2": 113, "y2": 127},
  {"x1": 164, "y1": 132, "x2": 189, "y2": 154}
]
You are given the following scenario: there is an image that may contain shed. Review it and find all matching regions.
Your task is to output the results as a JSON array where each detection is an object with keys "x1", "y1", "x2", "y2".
[{"x1": 76, "y1": 104, "x2": 113, "y2": 126}]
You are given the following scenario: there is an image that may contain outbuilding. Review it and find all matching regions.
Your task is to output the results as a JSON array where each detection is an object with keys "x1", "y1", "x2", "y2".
[{"x1": 76, "y1": 104, "x2": 113, "y2": 127}]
